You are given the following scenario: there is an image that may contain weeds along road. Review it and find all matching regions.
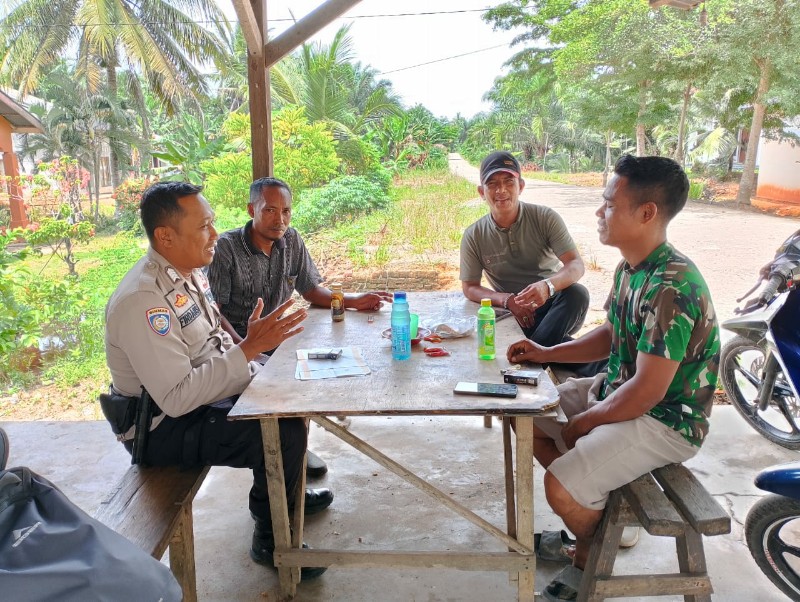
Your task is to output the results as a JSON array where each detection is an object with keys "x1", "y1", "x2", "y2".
[{"x1": 448, "y1": 153, "x2": 800, "y2": 327}]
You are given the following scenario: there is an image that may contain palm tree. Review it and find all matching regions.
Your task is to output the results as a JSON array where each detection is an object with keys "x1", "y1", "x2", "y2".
[
  {"x1": 272, "y1": 24, "x2": 402, "y2": 142},
  {"x1": 0, "y1": 0, "x2": 230, "y2": 189}
]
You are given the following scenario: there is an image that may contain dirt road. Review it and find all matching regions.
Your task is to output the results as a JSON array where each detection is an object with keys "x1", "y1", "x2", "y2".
[{"x1": 449, "y1": 153, "x2": 800, "y2": 327}]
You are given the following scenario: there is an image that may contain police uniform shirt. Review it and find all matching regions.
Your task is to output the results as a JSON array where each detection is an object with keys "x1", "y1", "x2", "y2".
[{"x1": 105, "y1": 248, "x2": 257, "y2": 423}]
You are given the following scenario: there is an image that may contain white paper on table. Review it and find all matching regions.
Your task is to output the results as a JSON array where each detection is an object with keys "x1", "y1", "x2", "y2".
[{"x1": 295, "y1": 346, "x2": 371, "y2": 380}]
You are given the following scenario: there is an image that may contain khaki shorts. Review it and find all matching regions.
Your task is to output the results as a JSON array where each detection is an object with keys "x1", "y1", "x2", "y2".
[{"x1": 536, "y1": 374, "x2": 698, "y2": 511}]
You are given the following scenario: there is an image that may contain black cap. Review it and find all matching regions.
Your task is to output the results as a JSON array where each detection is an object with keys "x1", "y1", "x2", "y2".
[{"x1": 480, "y1": 151, "x2": 521, "y2": 185}]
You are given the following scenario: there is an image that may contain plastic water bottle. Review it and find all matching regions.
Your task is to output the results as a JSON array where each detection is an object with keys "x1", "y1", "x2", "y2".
[
  {"x1": 391, "y1": 292, "x2": 411, "y2": 360},
  {"x1": 477, "y1": 298, "x2": 496, "y2": 360}
]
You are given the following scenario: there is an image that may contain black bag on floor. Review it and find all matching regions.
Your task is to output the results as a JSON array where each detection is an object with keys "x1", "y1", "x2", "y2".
[{"x1": 0, "y1": 466, "x2": 182, "y2": 602}]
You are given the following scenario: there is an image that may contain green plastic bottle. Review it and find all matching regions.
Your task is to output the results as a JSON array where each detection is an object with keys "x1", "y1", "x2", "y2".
[{"x1": 477, "y1": 298, "x2": 496, "y2": 360}]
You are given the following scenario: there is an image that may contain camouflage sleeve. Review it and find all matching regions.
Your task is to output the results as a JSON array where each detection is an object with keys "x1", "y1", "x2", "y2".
[{"x1": 636, "y1": 267, "x2": 701, "y2": 362}]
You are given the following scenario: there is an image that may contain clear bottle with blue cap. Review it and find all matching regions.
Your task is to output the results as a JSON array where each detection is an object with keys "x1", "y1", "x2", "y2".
[{"x1": 391, "y1": 292, "x2": 411, "y2": 360}]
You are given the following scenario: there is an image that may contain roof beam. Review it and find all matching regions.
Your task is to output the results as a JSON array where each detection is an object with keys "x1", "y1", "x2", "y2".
[
  {"x1": 263, "y1": 0, "x2": 363, "y2": 68},
  {"x1": 649, "y1": 0, "x2": 703, "y2": 9},
  {"x1": 230, "y1": 0, "x2": 262, "y2": 57}
]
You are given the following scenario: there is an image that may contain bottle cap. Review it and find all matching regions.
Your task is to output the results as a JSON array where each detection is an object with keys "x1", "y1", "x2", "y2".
[
  {"x1": 394, "y1": 291, "x2": 407, "y2": 301},
  {"x1": 331, "y1": 282, "x2": 342, "y2": 290},
  {"x1": 481, "y1": 298, "x2": 491, "y2": 307}
]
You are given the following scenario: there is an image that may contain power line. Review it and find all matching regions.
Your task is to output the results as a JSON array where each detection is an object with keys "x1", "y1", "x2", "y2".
[
  {"x1": 1, "y1": 6, "x2": 522, "y2": 29},
  {"x1": 379, "y1": 44, "x2": 508, "y2": 75}
]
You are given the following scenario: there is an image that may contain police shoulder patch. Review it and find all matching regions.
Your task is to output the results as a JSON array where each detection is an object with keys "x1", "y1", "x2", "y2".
[{"x1": 146, "y1": 307, "x2": 171, "y2": 336}]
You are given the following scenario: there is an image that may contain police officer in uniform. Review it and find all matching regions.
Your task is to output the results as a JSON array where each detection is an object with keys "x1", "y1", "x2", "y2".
[{"x1": 104, "y1": 181, "x2": 332, "y2": 580}]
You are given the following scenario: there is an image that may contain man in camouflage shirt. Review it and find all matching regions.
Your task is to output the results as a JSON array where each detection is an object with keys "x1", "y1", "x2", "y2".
[{"x1": 507, "y1": 155, "x2": 719, "y2": 601}]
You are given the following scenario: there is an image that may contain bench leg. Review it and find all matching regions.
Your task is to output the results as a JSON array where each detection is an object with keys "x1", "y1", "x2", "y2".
[
  {"x1": 577, "y1": 489, "x2": 625, "y2": 602},
  {"x1": 169, "y1": 503, "x2": 198, "y2": 602},
  {"x1": 676, "y1": 529, "x2": 712, "y2": 602}
]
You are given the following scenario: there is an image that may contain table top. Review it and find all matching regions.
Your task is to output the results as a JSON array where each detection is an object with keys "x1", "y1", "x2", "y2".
[{"x1": 230, "y1": 292, "x2": 560, "y2": 419}]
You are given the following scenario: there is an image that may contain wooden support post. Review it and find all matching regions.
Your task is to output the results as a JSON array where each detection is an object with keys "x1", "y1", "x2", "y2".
[
  {"x1": 1, "y1": 136, "x2": 28, "y2": 228},
  {"x1": 247, "y1": 0, "x2": 273, "y2": 180}
]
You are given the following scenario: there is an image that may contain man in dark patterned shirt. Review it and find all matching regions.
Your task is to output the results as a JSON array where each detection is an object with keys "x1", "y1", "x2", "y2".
[
  {"x1": 507, "y1": 155, "x2": 720, "y2": 601},
  {"x1": 207, "y1": 177, "x2": 392, "y2": 477}
]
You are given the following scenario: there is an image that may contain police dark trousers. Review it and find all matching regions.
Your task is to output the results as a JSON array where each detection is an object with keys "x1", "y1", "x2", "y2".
[
  {"x1": 521, "y1": 283, "x2": 607, "y2": 378},
  {"x1": 124, "y1": 403, "x2": 306, "y2": 529}
]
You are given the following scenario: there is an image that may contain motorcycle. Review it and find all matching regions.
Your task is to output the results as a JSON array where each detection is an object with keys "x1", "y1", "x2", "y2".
[
  {"x1": 719, "y1": 229, "x2": 800, "y2": 449},
  {"x1": 746, "y1": 462, "x2": 800, "y2": 600}
]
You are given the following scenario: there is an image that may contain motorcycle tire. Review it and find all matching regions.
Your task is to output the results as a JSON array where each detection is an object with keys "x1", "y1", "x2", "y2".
[
  {"x1": 720, "y1": 335, "x2": 800, "y2": 450},
  {"x1": 745, "y1": 493, "x2": 800, "y2": 601}
]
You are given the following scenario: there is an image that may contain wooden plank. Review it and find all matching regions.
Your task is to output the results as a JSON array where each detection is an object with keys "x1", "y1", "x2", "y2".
[
  {"x1": 247, "y1": 0, "x2": 272, "y2": 180},
  {"x1": 231, "y1": 299, "x2": 561, "y2": 419},
  {"x1": 261, "y1": 418, "x2": 295, "y2": 598},
  {"x1": 230, "y1": 0, "x2": 262, "y2": 57},
  {"x1": 650, "y1": 0, "x2": 702, "y2": 8},
  {"x1": 676, "y1": 529, "x2": 713, "y2": 602},
  {"x1": 275, "y1": 549, "x2": 533, "y2": 571},
  {"x1": 264, "y1": 0, "x2": 363, "y2": 68},
  {"x1": 313, "y1": 416, "x2": 533, "y2": 555},
  {"x1": 621, "y1": 472, "x2": 685, "y2": 536},
  {"x1": 578, "y1": 489, "x2": 624, "y2": 600},
  {"x1": 515, "y1": 416, "x2": 535, "y2": 602},
  {"x1": 502, "y1": 418, "x2": 517, "y2": 549},
  {"x1": 653, "y1": 464, "x2": 731, "y2": 536},
  {"x1": 593, "y1": 573, "x2": 712, "y2": 597},
  {"x1": 94, "y1": 465, "x2": 208, "y2": 558},
  {"x1": 169, "y1": 504, "x2": 197, "y2": 602}
]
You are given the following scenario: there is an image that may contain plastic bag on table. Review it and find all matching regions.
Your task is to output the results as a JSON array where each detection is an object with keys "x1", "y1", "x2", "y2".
[{"x1": 420, "y1": 305, "x2": 477, "y2": 339}]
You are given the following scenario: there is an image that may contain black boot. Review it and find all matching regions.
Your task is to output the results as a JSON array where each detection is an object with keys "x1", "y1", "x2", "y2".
[{"x1": 250, "y1": 523, "x2": 327, "y2": 581}]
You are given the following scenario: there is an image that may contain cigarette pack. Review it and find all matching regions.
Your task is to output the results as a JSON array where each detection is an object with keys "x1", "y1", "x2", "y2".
[
  {"x1": 308, "y1": 348, "x2": 343, "y2": 360},
  {"x1": 502, "y1": 370, "x2": 539, "y2": 385}
]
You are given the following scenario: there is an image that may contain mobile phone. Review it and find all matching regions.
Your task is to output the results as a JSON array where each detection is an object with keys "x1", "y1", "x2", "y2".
[
  {"x1": 453, "y1": 382, "x2": 518, "y2": 398},
  {"x1": 494, "y1": 308, "x2": 513, "y2": 322},
  {"x1": 501, "y1": 369, "x2": 540, "y2": 385},
  {"x1": 308, "y1": 348, "x2": 343, "y2": 360}
]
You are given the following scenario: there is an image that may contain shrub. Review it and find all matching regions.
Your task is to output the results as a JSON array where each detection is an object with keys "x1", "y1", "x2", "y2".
[
  {"x1": 200, "y1": 107, "x2": 341, "y2": 209},
  {"x1": 200, "y1": 152, "x2": 252, "y2": 211},
  {"x1": 113, "y1": 177, "x2": 155, "y2": 233},
  {"x1": 293, "y1": 176, "x2": 391, "y2": 233},
  {"x1": 688, "y1": 181, "x2": 705, "y2": 200}
]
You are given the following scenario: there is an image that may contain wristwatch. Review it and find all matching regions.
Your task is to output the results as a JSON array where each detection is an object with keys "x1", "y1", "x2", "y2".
[{"x1": 544, "y1": 279, "x2": 556, "y2": 298}]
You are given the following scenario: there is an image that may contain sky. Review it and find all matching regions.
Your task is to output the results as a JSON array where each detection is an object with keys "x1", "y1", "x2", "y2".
[{"x1": 218, "y1": 0, "x2": 521, "y2": 120}]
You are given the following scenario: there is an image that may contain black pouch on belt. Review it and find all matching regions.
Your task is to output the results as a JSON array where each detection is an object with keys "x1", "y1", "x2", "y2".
[{"x1": 98, "y1": 393, "x2": 138, "y2": 440}]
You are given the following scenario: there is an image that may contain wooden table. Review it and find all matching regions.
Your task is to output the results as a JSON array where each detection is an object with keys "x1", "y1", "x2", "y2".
[{"x1": 230, "y1": 292, "x2": 560, "y2": 601}]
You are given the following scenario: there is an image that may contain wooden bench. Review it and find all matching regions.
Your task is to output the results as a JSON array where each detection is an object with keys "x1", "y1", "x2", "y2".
[
  {"x1": 578, "y1": 463, "x2": 731, "y2": 601},
  {"x1": 94, "y1": 465, "x2": 209, "y2": 602}
]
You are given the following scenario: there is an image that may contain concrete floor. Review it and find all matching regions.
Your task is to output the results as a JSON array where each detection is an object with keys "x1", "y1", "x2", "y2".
[{"x1": 1, "y1": 405, "x2": 795, "y2": 601}]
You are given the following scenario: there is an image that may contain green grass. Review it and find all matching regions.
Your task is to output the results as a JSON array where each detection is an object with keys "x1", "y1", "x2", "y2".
[
  {"x1": 310, "y1": 169, "x2": 485, "y2": 267},
  {"x1": 688, "y1": 180, "x2": 705, "y2": 200},
  {"x1": 3, "y1": 168, "x2": 484, "y2": 394}
]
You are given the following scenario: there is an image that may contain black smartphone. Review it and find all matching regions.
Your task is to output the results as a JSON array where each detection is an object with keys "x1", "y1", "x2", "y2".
[{"x1": 453, "y1": 382, "x2": 518, "y2": 398}]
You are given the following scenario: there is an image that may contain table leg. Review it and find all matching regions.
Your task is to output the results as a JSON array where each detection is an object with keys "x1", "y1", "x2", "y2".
[
  {"x1": 260, "y1": 418, "x2": 296, "y2": 598},
  {"x1": 502, "y1": 418, "x2": 517, "y2": 547},
  {"x1": 515, "y1": 416, "x2": 535, "y2": 602},
  {"x1": 290, "y1": 421, "x2": 309, "y2": 583}
]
